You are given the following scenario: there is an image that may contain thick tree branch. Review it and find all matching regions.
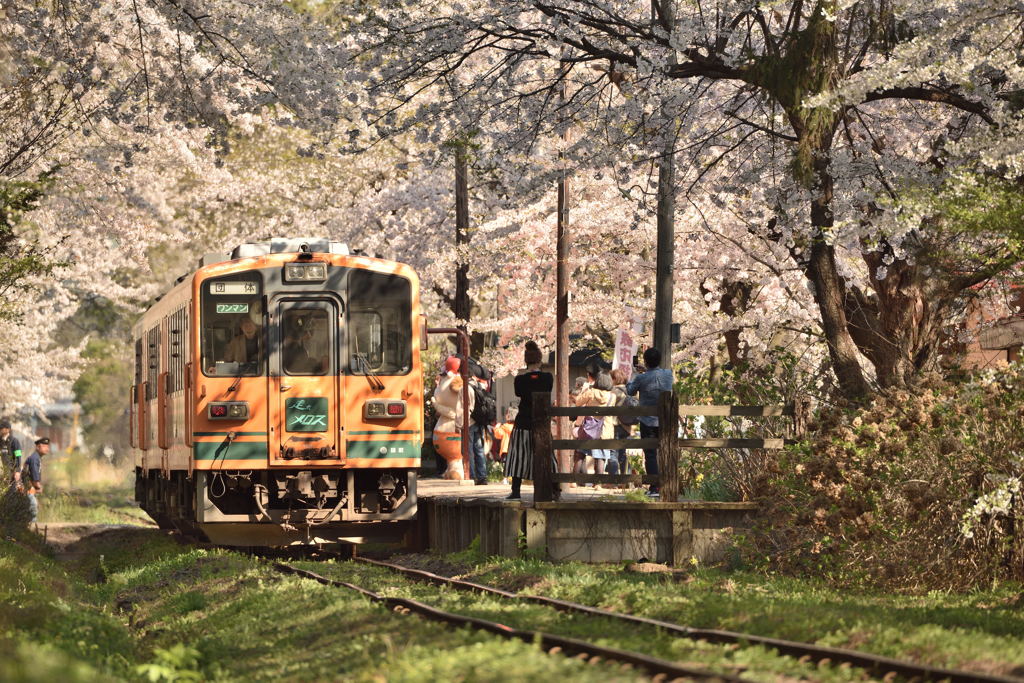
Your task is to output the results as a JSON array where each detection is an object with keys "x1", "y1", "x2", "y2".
[{"x1": 862, "y1": 87, "x2": 995, "y2": 125}]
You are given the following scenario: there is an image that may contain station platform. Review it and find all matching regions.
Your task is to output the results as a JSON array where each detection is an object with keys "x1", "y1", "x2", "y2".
[{"x1": 415, "y1": 478, "x2": 757, "y2": 566}]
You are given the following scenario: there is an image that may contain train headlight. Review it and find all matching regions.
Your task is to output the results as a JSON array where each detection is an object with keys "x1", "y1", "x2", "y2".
[
  {"x1": 284, "y1": 263, "x2": 328, "y2": 282},
  {"x1": 208, "y1": 402, "x2": 249, "y2": 420},
  {"x1": 363, "y1": 400, "x2": 406, "y2": 420}
]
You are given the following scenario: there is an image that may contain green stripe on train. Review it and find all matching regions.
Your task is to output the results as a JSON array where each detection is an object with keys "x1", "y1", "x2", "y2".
[
  {"x1": 193, "y1": 441, "x2": 269, "y2": 461},
  {"x1": 348, "y1": 429, "x2": 419, "y2": 436},
  {"x1": 346, "y1": 440, "x2": 420, "y2": 459}
]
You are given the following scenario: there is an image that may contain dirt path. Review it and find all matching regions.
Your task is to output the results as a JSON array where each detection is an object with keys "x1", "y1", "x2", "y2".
[{"x1": 37, "y1": 522, "x2": 165, "y2": 571}]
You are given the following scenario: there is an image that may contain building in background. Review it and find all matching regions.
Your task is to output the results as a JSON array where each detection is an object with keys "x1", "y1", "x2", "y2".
[{"x1": 24, "y1": 399, "x2": 82, "y2": 453}]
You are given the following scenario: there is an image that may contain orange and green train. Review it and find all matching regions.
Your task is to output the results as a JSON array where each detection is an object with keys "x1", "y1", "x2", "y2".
[{"x1": 130, "y1": 238, "x2": 424, "y2": 545}]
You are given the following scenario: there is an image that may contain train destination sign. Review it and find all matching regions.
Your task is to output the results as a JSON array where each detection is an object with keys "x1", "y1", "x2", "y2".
[
  {"x1": 210, "y1": 281, "x2": 258, "y2": 295},
  {"x1": 285, "y1": 397, "x2": 329, "y2": 432}
]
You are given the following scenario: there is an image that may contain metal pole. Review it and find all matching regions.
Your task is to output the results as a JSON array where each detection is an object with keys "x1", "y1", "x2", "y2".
[
  {"x1": 454, "y1": 144, "x2": 471, "y2": 330},
  {"x1": 651, "y1": 0, "x2": 676, "y2": 356},
  {"x1": 555, "y1": 58, "x2": 571, "y2": 475}
]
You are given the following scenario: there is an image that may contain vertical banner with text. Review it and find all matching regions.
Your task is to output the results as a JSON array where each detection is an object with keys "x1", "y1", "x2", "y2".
[{"x1": 612, "y1": 308, "x2": 642, "y2": 381}]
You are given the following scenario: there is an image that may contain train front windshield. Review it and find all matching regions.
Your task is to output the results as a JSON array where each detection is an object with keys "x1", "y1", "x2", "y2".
[
  {"x1": 348, "y1": 270, "x2": 412, "y2": 375},
  {"x1": 201, "y1": 277, "x2": 264, "y2": 377}
]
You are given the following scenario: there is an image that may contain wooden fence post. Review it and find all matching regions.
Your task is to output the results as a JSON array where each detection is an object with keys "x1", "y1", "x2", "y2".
[
  {"x1": 793, "y1": 396, "x2": 811, "y2": 438},
  {"x1": 532, "y1": 392, "x2": 554, "y2": 502},
  {"x1": 657, "y1": 391, "x2": 679, "y2": 502}
]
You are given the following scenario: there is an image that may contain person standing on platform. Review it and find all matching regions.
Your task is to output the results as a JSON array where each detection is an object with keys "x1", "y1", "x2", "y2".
[
  {"x1": 625, "y1": 348, "x2": 674, "y2": 498},
  {"x1": 0, "y1": 419, "x2": 23, "y2": 489},
  {"x1": 609, "y1": 367, "x2": 637, "y2": 476},
  {"x1": 467, "y1": 361, "x2": 496, "y2": 486},
  {"x1": 504, "y1": 341, "x2": 554, "y2": 500},
  {"x1": 573, "y1": 367, "x2": 616, "y2": 482},
  {"x1": 21, "y1": 437, "x2": 49, "y2": 522}
]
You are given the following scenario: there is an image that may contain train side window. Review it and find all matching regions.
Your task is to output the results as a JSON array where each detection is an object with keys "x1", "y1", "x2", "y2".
[
  {"x1": 146, "y1": 327, "x2": 159, "y2": 399},
  {"x1": 134, "y1": 339, "x2": 143, "y2": 386},
  {"x1": 348, "y1": 271, "x2": 411, "y2": 376},
  {"x1": 200, "y1": 276, "x2": 264, "y2": 377}
]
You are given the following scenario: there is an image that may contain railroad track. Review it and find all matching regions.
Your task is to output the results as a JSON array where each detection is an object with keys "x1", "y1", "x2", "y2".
[
  {"x1": 273, "y1": 560, "x2": 741, "y2": 682},
  {"x1": 329, "y1": 555, "x2": 1018, "y2": 683}
]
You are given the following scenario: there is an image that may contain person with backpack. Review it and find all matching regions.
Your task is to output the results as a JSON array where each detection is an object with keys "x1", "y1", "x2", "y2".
[
  {"x1": 610, "y1": 367, "x2": 639, "y2": 475},
  {"x1": 468, "y1": 367, "x2": 496, "y2": 485}
]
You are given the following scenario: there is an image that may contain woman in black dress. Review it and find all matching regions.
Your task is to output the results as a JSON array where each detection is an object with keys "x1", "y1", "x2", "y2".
[{"x1": 504, "y1": 340, "x2": 554, "y2": 499}]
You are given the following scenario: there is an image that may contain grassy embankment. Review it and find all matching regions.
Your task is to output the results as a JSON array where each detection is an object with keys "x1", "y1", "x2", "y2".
[
  {"x1": 0, "y1": 529, "x2": 646, "y2": 682},
  {"x1": 2, "y1": 469, "x2": 1022, "y2": 681}
]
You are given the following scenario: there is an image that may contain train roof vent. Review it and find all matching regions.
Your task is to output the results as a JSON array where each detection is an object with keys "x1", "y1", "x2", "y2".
[
  {"x1": 230, "y1": 238, "x2": 350, "y2": 259},
  {"x1": 200, "y1": 252, "x2": 229, "y2": 267}
]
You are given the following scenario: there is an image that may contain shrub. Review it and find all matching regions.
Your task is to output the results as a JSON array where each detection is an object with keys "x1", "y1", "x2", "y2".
[
  {"x1": 749, "y1": 369, "x2": 1024, "y2": 591},
  {"x1": 0, "y1": 486, "x2": 32, "y2": 535}
]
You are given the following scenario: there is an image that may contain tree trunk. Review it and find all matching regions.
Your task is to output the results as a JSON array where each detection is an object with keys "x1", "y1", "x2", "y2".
[
  {"x1": 846, "y1": 253, "x2": 957, "y2": 388},
  {"x1": 806, "y1": 240, "x2": 871, "y2": 398},
  {"x1": 803, "y1": 140, "x2": 872, "y2": 399}
]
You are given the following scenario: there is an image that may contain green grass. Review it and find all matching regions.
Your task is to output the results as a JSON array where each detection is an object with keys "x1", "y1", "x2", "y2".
[
  {"x1": 4, "y1": 491, "x2": 1022, "y2": 682},
  {"x1": 1, "y1": 529, "x2": 648, "y2": 681},
  {"x1": 300, "y1": 559, "x2": 868, "y2": 681},
  {"x1": 32, "y1": 457, "x2": 151, "y2": 525},
  {"x1": 124, "y1": 554, "x2": 643, "y2": 681},
  {"x1": 0, "y1": 536, "x2": 139, "y2": 680},
  {"x1": 37, "y1": 484, "x2": 151, "y2": 525},
  {"x1": 381, "y1": 554, "x2": 1024, "y2": 679}
]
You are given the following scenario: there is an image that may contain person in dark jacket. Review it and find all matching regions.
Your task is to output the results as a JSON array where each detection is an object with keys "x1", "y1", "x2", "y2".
[
  {"x1": 503, "y1": 341, "x2": 554, "y2": 500},
  {"x1": 0, "y1": 419, "x2": 23, "y2": 489},
  {"x1": 22, "y1": 437, "x2": 49, "y2": 522}
]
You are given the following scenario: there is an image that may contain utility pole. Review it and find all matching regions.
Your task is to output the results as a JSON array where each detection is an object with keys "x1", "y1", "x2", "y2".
[
  {"x1": 555, "y1": 57, "x2": 571, "y2": 474},
  {"x1": 454, "y1": 143, "x2": 471, "y2": 330},
  {"x1": 652, "y1": 0, "x2": 676, "y2": 355}
]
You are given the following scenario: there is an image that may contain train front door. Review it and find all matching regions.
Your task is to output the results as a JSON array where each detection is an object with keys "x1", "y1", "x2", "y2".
[{"x1": 270, "y1": 298, "x2": 345, "y2": 465}]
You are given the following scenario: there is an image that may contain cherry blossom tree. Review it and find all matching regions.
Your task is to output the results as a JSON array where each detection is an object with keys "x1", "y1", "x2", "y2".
[
  {"x1": 341, "y1": 0, "x2": 1024, "y2": 397},
  {"x1": 0, "y1": 0, "x2": 353, "y2": 411}
]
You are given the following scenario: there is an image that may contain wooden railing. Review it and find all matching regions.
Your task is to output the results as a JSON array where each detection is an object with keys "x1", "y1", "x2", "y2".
[{"x1": 530, "y1": 391, "x2": 809, "y2": 502}]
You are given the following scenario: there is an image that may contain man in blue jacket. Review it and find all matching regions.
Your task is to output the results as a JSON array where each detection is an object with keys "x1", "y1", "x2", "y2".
[
  {"x1": 625, "y1": 348, "x2": 674, "y2": 498},
  {"x1": 21, "y1": 437, "x2": 49, "y2": 522}
]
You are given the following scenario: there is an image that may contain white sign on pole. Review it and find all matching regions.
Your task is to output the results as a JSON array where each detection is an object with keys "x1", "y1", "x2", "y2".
[{"x1": 612, "y1": 325, "x2": 638, "y2": 381}]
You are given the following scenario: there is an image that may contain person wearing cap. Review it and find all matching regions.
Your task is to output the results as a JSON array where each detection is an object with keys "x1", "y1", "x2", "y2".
[
  {"x1": 0, "y1": 419, "x2": 23, "y2": 488},
  {"x1": 21, "y1": 437, "x2": 49, "y2": 522}
]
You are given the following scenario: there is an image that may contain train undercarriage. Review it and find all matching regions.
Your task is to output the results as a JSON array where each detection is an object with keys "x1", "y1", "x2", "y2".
[{"x1": 136, "y1": 467, "x2": 416, "y2": 546}]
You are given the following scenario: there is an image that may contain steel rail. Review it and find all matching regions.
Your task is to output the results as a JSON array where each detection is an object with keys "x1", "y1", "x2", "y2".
[
  {"x1": 272, "y1": 561, "x2": 741, "y2": 682},
  {"x1": 354, "y1": 556, "x2": 1021, "y2": 683}
]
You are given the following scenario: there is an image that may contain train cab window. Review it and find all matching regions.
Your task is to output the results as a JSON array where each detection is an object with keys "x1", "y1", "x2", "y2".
[
  {"x1": 201, "y1": 277, "x2": 264, "y2": 377},
  {"x1": 348, "y1": 271, "x2": 411, "y2": 375},
  {"x1": 282, "y1": 308, "x2": 331, "y2": 376}
]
